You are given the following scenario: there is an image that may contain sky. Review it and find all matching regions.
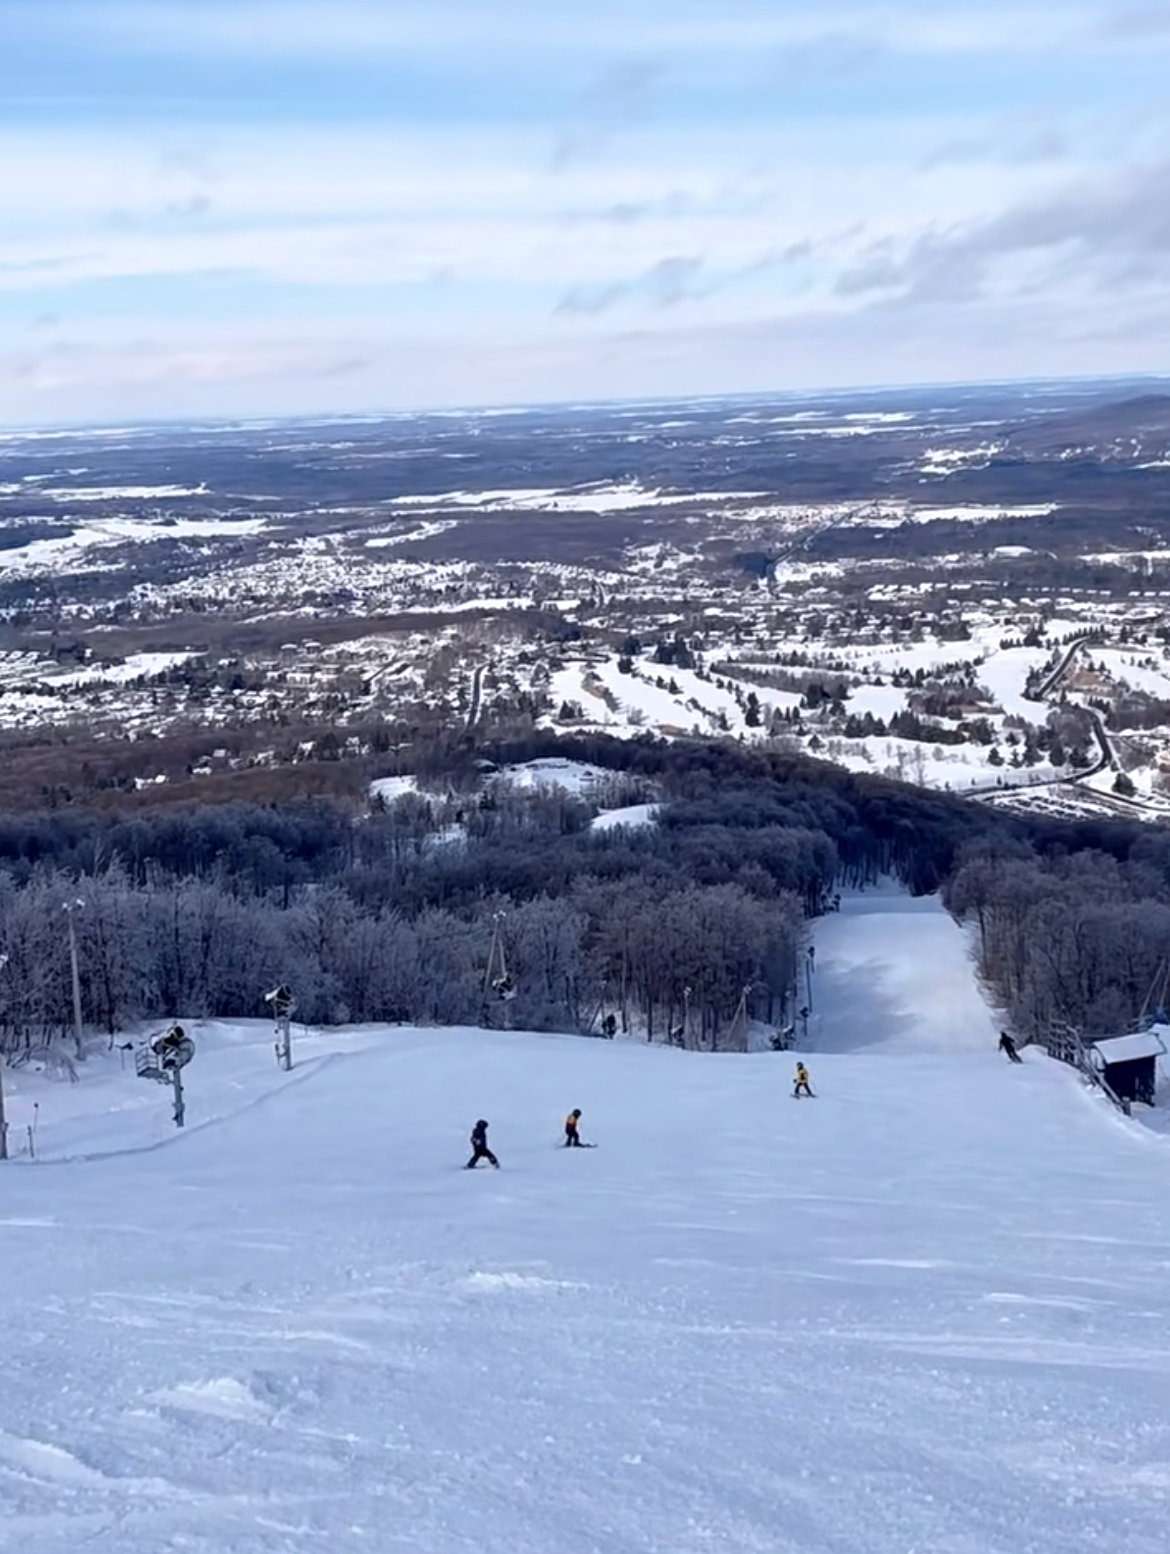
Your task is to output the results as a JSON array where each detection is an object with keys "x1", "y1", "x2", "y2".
[{"x1": 1, "y1": 0, "x2": 1168, "y2": 424}]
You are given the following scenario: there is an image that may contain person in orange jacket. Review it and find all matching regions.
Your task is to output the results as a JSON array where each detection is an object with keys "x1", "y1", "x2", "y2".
[
  {"x1": 793, "y1": 1062, "x2": 814, "y2": 1098},
  {"x1": 563, "y1": 1108, "x2": 583, "y2": 1147}
]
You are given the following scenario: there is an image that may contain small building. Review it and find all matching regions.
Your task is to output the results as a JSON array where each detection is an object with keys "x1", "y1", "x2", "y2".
[{"x1": 1088, "y1": 1029, "x2": 1167, "y2": 1107}]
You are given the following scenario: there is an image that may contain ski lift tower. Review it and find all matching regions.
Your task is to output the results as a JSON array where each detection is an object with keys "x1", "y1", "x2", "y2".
[
  {"x1": 135, "y1": 1024, "x2": 196, "y2": 1128},
  {"x1": 265, "y1": 985, "x2": 297, "y2": 1072}
]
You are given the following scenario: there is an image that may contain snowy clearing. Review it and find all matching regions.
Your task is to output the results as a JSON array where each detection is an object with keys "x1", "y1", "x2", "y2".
[
  {"x1": 391, "y1": 482, "x2": 766, "y2": 513},
  {"x1": 489, "y1": 757, "x2": 611, "y2": 796},
  {"x1": 589, "y1": 802, "x2": 659, "y2": 831},
  {"x1": 51, "y1": 652, "x2": 196, "y2": 687}
]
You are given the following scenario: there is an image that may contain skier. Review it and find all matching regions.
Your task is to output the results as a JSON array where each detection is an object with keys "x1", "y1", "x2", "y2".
[
  {"x1": 793, "y1": 1061, "x2": 814, "y2": 1098},
  {"x1": 563, "y1": 1108, "x2": 583, "y2": 1147},
  {"x1": 998, "y1": 1031, "x2": 1023, "y2": 1064},
  {"x1": 465, "y1": 1118, "x2": 500, "y2": 1169}
]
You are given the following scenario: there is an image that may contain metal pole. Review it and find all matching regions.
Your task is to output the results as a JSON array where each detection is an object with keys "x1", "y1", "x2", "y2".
[
  {"x1": 805, "y1": 946, "x2": 815, "y2": 1013},
  {"x1": 276, "y1": 1013, "x2": 292, "y2": 1072},
  {"x1": 65, "y1": 903, "x2": 84, "y2": 1059}
]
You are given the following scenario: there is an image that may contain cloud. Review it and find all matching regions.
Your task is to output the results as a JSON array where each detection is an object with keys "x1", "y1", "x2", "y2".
[
  {"x1": 1104, "y1": 5, "x2": 1170, "y2": 37},
  {"x1": 6, "y1": 284, "x2": 1168, "y2": 429},
  {"x1": 557, "y1": 256, "x2": 708, "y2": 315},
  {"x1": 771, "y1": 29, "x2": 887, "y2": 80},
  {"x1": 554, "y1": 244, "x2": 818, "y2": 316},
  {"x1": 919, "y1": 126, "x2": 1070, "y2": 171},
  {"x1": 15, "y1": 0, "x2": 1120, "y2": 63},
  {"x1": 836, "y1": 161, "x2": 1170, "y2": 306},
  {"x1": 551, "y1": 58, "x2": 665, "y2": 170}
]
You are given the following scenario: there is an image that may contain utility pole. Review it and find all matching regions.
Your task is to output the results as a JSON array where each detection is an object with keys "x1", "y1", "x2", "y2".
[
  {"x1": 0, "y1": 952, "x2": 10, "y2": 1160},
  {"x1": 805, "y1": 944, "x2": 816, "y2": 1014},
  {"x1": 63, "y1": 899, "x2": 85, "y2": 1060},
  {"x1": 265, "y1": 985, "x2": 296, "y2": 1072}
]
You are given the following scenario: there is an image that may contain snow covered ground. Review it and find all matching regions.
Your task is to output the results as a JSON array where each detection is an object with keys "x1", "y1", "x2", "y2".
[
  {"x1": 3, "y1": 893, "x2": 1170, "y2": 1552},
  {"x1": 809, "y1": 887, "x2": 1002, "y2": 1053}
]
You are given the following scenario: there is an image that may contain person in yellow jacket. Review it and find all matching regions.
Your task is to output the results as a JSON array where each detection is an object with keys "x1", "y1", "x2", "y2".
[
  {"x1": 563, "y1": 1108, "x2": 583, "y2": 1147},
  {"x1": 793, "y1": 1062, "x2": 814, "y2": 1099}
]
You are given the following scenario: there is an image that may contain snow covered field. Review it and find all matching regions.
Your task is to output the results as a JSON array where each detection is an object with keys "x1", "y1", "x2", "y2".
[{"x1": 3, "y1": 895, "x2": 1170, "y2": 1552}]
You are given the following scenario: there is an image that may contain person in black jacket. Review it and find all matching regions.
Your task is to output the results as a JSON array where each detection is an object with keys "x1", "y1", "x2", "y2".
[
  {"x1": 998, "y1": 1031, "x2": 1022, "y2": 1064},
  {"x1": 465, "y1": 1119, "x2": 500, "y2": 1169}
]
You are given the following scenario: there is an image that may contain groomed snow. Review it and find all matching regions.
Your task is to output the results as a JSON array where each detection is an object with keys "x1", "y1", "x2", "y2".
[
  {"x1": 3, "y1": 892, "x2": 1170, "y2": 1552},
  {"x1": 809, "y1": 886, "x2": 1002, "y2": 1054}
]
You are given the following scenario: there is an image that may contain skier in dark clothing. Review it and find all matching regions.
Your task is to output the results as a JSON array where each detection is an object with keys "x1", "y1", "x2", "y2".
[
  {"x1": 563, "y1": 1108, "x2": 583, "y2": 1147},
  {"x1": 998, "y1": 1031, "x2": 1022, "y2": 1064},
  {"x1": 465, "y1": 1119, "x2": 499, "y2": 1169}
]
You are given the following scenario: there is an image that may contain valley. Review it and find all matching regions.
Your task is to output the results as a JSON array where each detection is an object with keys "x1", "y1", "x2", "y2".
[{"x1": 2, "y1": 380, "x2": 1170, "y2": 819}]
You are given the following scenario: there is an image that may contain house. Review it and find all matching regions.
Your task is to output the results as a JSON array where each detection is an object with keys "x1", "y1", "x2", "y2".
[{"x1": 1088, "y1": 1028, "x2": 1167, "y2": 1107}]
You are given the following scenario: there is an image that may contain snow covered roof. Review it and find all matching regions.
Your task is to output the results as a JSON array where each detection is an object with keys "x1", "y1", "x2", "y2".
[{"x1": 1089, "y1": 1031, "x2": 1168, "y2": 1067}]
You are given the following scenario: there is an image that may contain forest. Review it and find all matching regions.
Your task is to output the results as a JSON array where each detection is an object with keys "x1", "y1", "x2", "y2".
[{"x1": 0, "y1": 731, "x2": 1168, "y2": 1057}]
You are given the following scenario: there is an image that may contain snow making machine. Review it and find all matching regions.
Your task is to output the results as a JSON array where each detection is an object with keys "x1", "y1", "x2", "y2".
[{"x1": 135, "y1": 1023, "x2": 196, "y2": 1128}]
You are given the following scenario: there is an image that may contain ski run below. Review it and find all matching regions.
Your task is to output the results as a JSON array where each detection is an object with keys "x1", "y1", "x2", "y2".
[{"x1": 3, "y1": 890, "x2": 1170, "y2": 1553}]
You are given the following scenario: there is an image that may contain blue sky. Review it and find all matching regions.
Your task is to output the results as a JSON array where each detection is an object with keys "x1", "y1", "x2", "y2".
[{"x1": 1, "y1": 0, "x2": 1168, "y2": 423}]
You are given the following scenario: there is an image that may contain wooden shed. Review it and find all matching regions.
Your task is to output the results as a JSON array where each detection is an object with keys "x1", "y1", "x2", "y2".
[{"x1": 1088, "y1": 1030, "x2": 1167, "y2": 1107}]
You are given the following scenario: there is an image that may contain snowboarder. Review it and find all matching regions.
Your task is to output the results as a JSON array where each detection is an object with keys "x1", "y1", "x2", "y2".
[
  {"x1": 793, "y1": 1061, "x2": 814, "y2": 1098},
  {"x1": 602, "y1": 1013, "x2": 617, "y2": 1039},
  {"x1": 998, "y1": 1031, "x2": 1022, "y2": 1064},
  {"x1": 563, "y1": 1108, "x2": 583, "y2": 1147},
  {"x1": 465, "y1": 1119, "x2": 499, "y2": 1169}
]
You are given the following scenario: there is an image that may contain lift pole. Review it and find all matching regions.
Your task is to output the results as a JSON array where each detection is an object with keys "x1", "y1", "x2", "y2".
[
  {"x1": 265, "y1": 986, "x2": 296, "y2": 1072},
  {"x1": 0, "y1": 951, "x2": 10, "y2": 1159},
  {"x1": 63, "y1": 899, "x2": 85, "y2": 1059},
  {"x1": 275, "y1": 1011, "x2": 292, "y2": 1072}
]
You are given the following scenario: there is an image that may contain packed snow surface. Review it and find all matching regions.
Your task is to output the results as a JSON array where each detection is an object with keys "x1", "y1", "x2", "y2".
[
  {"x1": 809, "y1": 887, "x2": 1003, "y2": 1054},
  {"x1": 3, "y1": 891, "x2": 1170, "y2": 1552}
]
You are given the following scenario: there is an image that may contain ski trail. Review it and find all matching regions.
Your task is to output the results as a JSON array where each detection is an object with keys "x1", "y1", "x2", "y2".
[{"x1": 809, "y1": 884, "x2": 1001, "y2": 1054}]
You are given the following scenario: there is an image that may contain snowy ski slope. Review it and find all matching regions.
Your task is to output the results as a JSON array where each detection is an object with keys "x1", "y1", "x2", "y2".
[
  {"x1": 808, "y1": 887, "x2": 1003, "y2": 1054},
  {"x1": 3, "y1": 894, "x2": 1170, "y2": 1553}
]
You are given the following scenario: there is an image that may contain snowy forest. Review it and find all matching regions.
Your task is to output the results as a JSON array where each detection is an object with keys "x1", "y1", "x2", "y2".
[{"x1": 1, "y1": 733, "x2": 1168, "y2": 1052}]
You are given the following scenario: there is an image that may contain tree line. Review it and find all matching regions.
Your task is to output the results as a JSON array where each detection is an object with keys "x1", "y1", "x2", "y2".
[{"x1": 2, "y1": 730, "x2": 1168, "y2": 1054}]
